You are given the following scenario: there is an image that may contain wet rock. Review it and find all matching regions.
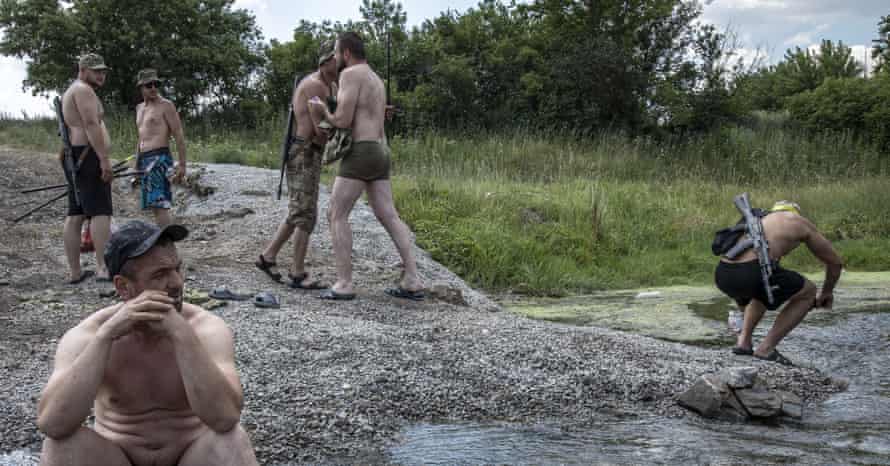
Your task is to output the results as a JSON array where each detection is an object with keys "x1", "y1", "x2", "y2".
[
  {"x1": 726, "y1": 366, "x2": 758, "y2": 389},
  {"x1": 428, "y1": 282, "x2": 468, "y2": 306},
  {"x1": 678, "y1": 367, "x2": 798, "y2": 420},
  {"x1": 677, "y1": 374, "x2": 729, "y2": 418},
  {"x1": 780, "y1": 391, "x2": 803, "y2": 419},
  {"x1": 734, "y1": 388, "x2": 782, "y2": 417}
]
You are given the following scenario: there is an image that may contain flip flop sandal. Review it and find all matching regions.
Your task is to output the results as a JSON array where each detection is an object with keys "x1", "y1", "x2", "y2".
[
  {"x1": 209, "y1": 286, "x2": 251, "y2": 301},
  {"x1": 253, "y1": 292, "x2": 280, "y2": 309},
  {"x1": 732, "y1": 346, "x2": 754, "y2": 356},
  {"x1": 755, "y1": 349, "x2": 794, "y2": 366},
  {"x1": 385, "y1": 287, "x2": 425, "y2": 302},
  {"x1": 288, "y1": 272, "x2": 327, "y2": 290},
  {"x1": 255, "y1": 254, "x2": 282, "y2": 282},
  {"x1": 67, "y1": 270, "x2": 95, "y2": 285},
  {"x1": 318, "y1": 288, "x2": 356, "y2": 301}
]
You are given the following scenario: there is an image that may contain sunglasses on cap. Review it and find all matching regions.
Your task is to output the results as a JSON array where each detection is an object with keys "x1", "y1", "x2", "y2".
[{"x1": 143, "y1": 81, "x2": 159, "y2": 89}]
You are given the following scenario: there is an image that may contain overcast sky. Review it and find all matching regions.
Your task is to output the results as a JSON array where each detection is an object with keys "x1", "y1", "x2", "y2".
[{"x1": 2, "y1": 0, "x2": 886, "y2": 117}]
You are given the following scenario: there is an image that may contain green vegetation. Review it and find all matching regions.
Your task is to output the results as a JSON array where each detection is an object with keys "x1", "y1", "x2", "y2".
[{"x1": 4, "y1": 113, "x2": 888, "y2": 296}]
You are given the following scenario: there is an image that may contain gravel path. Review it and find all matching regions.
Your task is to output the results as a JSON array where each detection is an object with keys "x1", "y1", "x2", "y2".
[{"x1": 0, "y1": 147, "x2": 844, "y2": 465}]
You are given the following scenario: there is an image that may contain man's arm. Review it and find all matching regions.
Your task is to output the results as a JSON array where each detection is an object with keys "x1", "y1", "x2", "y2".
[
  {"x1": 305, "y1": 80, "x2": 330, "y2": 140},
  {"x1": 36, "y1": 308, "x2": 118, "y2": 439},
  {"x1": 318, "y1": 68, "x2": 359, "y2": 129},
  {"x1": 801, "y1": 218, "x2": 843, "y2": 307},
  {"x1": 163, "y1": 101, "x2": 187, "y2": 176},
  {"x1": 170, "y1": 308, "x2": 243, "y2": 433}
]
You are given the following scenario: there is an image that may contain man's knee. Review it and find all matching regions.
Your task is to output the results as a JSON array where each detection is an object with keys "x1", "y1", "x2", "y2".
[
  {"x1": 180, "y1": 425, "x2": 257, "y2": 466},
  {"x1": 41, "y1": 427, "x2": 128, "y2": 466}
]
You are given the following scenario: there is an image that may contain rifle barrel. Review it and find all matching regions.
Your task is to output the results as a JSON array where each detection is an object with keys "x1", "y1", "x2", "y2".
[
  {"x1": 21, "y1": 165, "x2": 137, "y2": 194},
  {"x1": 13, "y1": 190, "x2": 68, "y2": 223}
]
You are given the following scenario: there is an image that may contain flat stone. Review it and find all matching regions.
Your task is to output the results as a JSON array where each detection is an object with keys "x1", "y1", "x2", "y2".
[
  {"x1": 780, "y1": 391, "x2": 803, "y2": 419},
  {"x1": 734, "y1": 388, "x2": 783, "y2": 418},
  {"x1": 428, "y1": 282, "x2": 468, "y2": 306},
  {"x1": 678, "y1": 374, "x2": 729, "y2": 418},
  {"x1": 724, "y1": 367, "x2": 758, "y2": 389}
]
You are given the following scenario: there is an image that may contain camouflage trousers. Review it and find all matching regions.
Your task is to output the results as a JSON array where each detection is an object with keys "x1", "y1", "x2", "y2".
[{"x1": 286, "y1": 140, "x2": 323, "y2": 232}]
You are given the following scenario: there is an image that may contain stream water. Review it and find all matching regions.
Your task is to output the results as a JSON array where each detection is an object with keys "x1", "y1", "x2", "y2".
[{"x1": 390, "y1": 274, "x2": 890, "y2": 465}]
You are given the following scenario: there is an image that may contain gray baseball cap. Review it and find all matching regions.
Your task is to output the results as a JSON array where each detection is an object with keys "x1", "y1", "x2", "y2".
[{"x1": 105, "y1": 220, "x2": 188, "y2": 277}]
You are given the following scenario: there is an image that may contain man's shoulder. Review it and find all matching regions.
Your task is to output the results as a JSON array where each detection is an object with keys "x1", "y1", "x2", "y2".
[
  {"x1": 61, "y1": 304, "x2": 118, "y2": 342},
  {"x1": 183, "y1": 303, "x2": 230, "y2": 334},
  {"x1": 160, "y1": 97, "x2": 177, "y2": 111}
]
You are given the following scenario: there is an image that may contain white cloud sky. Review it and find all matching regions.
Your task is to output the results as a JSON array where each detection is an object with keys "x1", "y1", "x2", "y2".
[{"x1": 3, "y1": 0, "x2": 888, "y2": 116}]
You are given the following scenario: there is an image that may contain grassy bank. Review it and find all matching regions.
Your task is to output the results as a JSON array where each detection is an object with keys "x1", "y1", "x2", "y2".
[{"x1": 3, "y1": 113, "x2": 888, "y2": 296}]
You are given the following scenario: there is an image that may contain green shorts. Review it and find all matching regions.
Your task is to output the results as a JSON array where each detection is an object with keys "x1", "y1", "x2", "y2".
[{"x1": 338, "y1": 141, "x2": 391, "y2": 182}]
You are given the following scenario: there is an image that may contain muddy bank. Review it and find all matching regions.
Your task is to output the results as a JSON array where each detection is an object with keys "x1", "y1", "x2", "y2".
[{"x1": 0, "y1": 147, "x2": 844, "y2": 464}]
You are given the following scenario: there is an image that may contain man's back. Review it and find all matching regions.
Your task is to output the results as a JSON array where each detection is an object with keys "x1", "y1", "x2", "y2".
[
  {"x1": 727, "y1": 211, "x2": 837, "y2": 264},
  {"x1": 342, "y1": 63, "x2": 386, "y2": 141}
]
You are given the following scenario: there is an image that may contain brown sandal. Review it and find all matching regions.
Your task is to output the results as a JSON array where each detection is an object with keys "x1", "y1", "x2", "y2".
[{"x1": 255, "y1": 254, "x2": 282, "y2": 282}]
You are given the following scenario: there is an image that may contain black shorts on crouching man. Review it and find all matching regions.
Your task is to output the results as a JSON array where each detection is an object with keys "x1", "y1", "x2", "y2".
[
  {"x1": 714, "y1": 260, "x2": 805, "y2": 311},
  {"x1": 63, "y1": 145, "x2": 113, "y2": 217}
]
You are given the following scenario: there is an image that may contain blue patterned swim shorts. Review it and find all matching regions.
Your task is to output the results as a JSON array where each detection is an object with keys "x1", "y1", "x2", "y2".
[{"x1": 138, "y1": 147, "x2": 173, "y2": 210}]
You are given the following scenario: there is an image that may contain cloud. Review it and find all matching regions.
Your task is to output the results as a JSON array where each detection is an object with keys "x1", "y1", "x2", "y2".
[
  {"x1": 0, "y1": 57, "x2": 52, "y2": 117},
  {"x1": 702, "y1": 0, "x2": 886, "y2": 63},
  {"x1": 233, "y1": 0, "x2": 268, "y2": 12}
]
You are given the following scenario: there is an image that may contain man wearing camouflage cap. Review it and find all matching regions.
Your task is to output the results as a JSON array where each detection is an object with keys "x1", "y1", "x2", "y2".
[
  {"x1": 255, "y1": 40, "x2": 338, "y2": 290},
  {"x1": 61, "y1": 53, "x2": 114, "y2": 284},
  {"x1": 135, "y1": 68, "x2": 187, "y2": 227}
]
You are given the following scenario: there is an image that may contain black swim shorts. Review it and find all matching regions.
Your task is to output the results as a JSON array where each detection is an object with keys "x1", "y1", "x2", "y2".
[
  {"x1": 63, "y1": 146, "x2": 113, "y2": 217},
  {"x1": 714, "y1": 259, "x2": 806, "y2": 311}
]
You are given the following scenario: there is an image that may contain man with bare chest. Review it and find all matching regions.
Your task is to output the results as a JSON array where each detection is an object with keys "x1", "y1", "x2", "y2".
[
  {"x1": 38, "y1": 220, "x2": 257, "y2": 466},
  {"x1": 309, "y1": 31, "x2": 424, "y2": 301},
  {"x1": 61, "y1": 53, "x2": 114, "y2": 283},
  {"x1": 135, "y1": 69, "x2": 187, "y2": 226},
  {"x1": 256, "y1": 41, "x2": 337, "y2": 289}
]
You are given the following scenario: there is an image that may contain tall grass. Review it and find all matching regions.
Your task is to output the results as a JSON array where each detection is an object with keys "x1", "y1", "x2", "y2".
[
  {"x1": 386, "y1": 127, "x2": 890, "y2": 295},
  {"x1": 3, "y1": 113, "x2": 888, "y2": 295}
]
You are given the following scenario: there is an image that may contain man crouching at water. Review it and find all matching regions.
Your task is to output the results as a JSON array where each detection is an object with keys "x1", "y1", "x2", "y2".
[
  {"x1": 37, "y1": 220, "x2": 258, "y2": 466},
  {"x1": 715, "y1": 201, "x2": 843, "y2": 366}
]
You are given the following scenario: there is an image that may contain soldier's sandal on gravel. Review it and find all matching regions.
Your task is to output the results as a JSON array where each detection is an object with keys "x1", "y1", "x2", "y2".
[
  {"x1": 318, "y1": 289, "x2": 356, "y2": 301},
  {"x1": 255, "y1": 254, "x2": 282, "y2": 282},
  {"x1": 755, "y1": 349, "x2": 794, "y2": 366},
  {"x1": 209, "y1": 285, "x2": 251, "y2": 301},
  {"x1": 288, "y1": 272, "x2": 326, "y2": 290},
  {"x1": 67, "y1": 270, "x2": 94, "y2": 285},
  {"x1": 385, "y1": 287, "x2": 425, "y2": 301},
  {"x1": 253, "y1": 292, "x2": 280, "y2": 309}
]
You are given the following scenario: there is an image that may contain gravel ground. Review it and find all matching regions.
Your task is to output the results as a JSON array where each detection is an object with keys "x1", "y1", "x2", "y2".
[{"x1": 0, "y1": 147, "x2": 845, "y2": 465}]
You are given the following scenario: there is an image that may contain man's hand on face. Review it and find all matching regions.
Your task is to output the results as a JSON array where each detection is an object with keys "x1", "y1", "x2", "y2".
[{"x1": 98, "y1": 290, "x2": 183, "y2": 340}]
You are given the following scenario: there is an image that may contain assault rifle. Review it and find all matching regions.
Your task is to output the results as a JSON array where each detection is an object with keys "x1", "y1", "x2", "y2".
[
  {"x1": 278, "y1": 74, "x2": 304, "y2": 200},
  {"x1": 54, "y1": 95, "x2": 81, "y2": 207},
  {"x1": 730, "y1": 192, "x2": 775, "y2": 305}
]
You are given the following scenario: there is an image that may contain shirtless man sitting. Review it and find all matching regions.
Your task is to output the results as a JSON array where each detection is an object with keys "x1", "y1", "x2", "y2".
[
  {"x1": 37, "y1": 220, "x2": 258, "y2": 466},
  {"x1": 135, "y1": 69, "x2": 187, "y2": 227}
]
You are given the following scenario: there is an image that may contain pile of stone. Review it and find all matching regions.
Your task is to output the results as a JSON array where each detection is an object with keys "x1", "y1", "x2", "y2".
[{"x1": 678, "y1": 367, "x2": 802, "y2": 420}]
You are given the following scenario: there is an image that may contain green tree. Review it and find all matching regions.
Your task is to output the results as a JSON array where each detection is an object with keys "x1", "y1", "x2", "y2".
[
  {"x1": 873, "y1": 15, "x2": 890, "y2": 75},
  {"x1": 0, "y1": 0, "x2": 264, "y2": 111}
]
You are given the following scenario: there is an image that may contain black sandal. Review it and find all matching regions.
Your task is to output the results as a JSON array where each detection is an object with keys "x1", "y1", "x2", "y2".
[
  {"x1": 288, "y1": 272, "x2": 327, "y2": 290},
  {"x1": 255, "y1": 254, "x2": 282, "y2": 282}
]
